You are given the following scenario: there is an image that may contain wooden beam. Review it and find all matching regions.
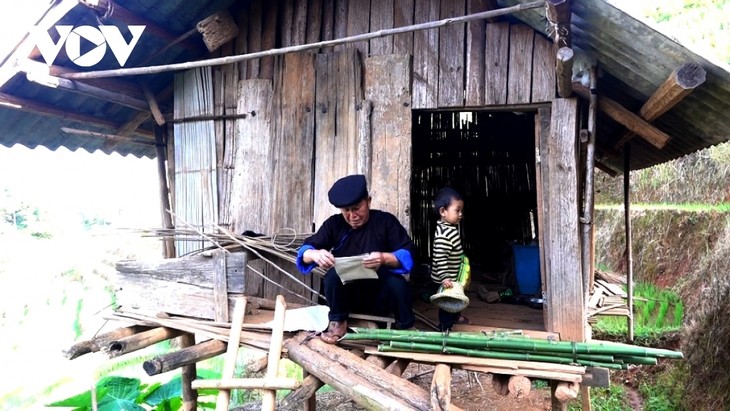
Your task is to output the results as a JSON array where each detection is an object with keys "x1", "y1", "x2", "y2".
[
  {"x1": 61, "y1": 127, "x2": 156, "y2": 146},
  {"x1": 142, "y1": 84, "x2": 166, "y2": 125},
  {"x1": 613, "y1": 62, "x2": 706, "y2": 150},
  {"x1": 556, "y1": 47, "x2": 574, "y2": 98},
  {"x1": 62, "y1": 1, "x2": 547, "y2": 79},
  {"x1": 25, "y1": 71, "x2": 150, "y2": 111},
  {"x1": 573, "y1": 84, "x2": 671, "y2": 149},
  {"x1": 17, "y1": 59, "x2": 146, "y2": 100},
  {"x1": 546, "y1": 0, "x2": 572, "y2": 47},
  {"x1": 0, "y1": 92, "x2": 152, "y2": 137},
  {"x1": 78, "y1": 0, "x2": 203, "y2": 53},
  {"x1": 431, "y1": 363, "x2": 452, "y2": 410},
  {"x1": 0, "y1": 0, "x2": 77, "y2": 89}
]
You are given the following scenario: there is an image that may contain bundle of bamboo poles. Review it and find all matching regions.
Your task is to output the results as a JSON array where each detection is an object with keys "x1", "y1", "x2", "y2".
[{"x1": 343, "y1": 328, "x2": 683, "y2": 370}]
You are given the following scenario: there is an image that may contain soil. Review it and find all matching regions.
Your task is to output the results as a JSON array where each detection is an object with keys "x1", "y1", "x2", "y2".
[{"x1": 234, "y1": 364, "x2": 555, "y2": 410}]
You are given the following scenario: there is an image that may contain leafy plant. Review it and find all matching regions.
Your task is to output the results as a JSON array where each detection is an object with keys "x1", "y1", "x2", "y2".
[{"x1": 46, "y1": 374, "x2": 210, "y2": 411}]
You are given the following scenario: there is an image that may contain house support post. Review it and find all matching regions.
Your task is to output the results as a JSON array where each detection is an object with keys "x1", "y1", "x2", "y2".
[
  {"x1": 179, "y1": 333, "x2": 198, "y2": 411},
  {"x1": 624, "y1": 144, "x2": 635, "y2": 342}
]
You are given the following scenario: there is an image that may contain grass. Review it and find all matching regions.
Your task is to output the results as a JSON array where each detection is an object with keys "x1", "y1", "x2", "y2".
[{"x1": 593, "y1": 282, "x2": 683, "y2": 340}]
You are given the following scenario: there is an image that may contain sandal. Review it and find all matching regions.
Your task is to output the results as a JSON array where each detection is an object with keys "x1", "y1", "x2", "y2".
[{"x1": 320, "y1": 320, "x2": 347, "y2": 344}]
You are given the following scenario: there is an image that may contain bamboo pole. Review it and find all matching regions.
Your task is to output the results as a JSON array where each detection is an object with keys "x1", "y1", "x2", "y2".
[
  {"x1": 261, "y1": 295, "x2": 287, "y2": 410},
  {"x1": 216, "y1": 298, "x2": 247, "y2": 411},
  {"x1": 62, "y1": 1, "x2": 546, "y2": 80},
  {"x1": 624, "y1": 144, "x2": 635, "y2": 342}
]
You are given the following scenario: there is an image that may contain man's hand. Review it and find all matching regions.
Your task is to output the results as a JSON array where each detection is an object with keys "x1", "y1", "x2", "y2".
[
  {"x1": 304, "y1": 248, "x2": 335, "y2": 269},
  {"x1": 363, "y1": 252, "x2": 398, "y2": 270}
]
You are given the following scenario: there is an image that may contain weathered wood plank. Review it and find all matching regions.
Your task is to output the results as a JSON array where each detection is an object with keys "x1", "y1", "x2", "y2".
[
  {"x1": 116, "y1": 252, "x2": 246, "y2": 291},
  {"x1": 392, "y1": 0, "x2": 414, "y2": 55},
  {"x1": 267, "y1": 53, "x2": 317, "y2": 300},
  {"x1": 234, "y1": 2, "x2": 248, "y2": 79},
  {"x1": 280, "y1": 0, "x2": 295, "y2": 47},
  {"x1": 321, "y1": 0, "x2": 335, "y2": 43},
  {"x1": 291, "y1": 0, "x2": 309, "y2": 45},
  {"x1": 507, "y1": 24, "x2": 534, "y2": 104},
  {"x1": 313, "y1": 49, "x2": 364, "y2": 229},
  {"x1": 246, "y1": 1, "x2": 262, "y2": 79},
  {"x1": 412, "y1": 0, "x2": 439, "y2": 109},
  {"x1": 484, "y1": 22, "x2": 509, "y2": 105},
  {"x1": 213, "y1": 252, "x2": 229, "y2": 322},
  {"x1": 370, "y1": 0, "x2": 394, "y2": 55},
  {"x1": 306, "y1": 0, "x2": 324, "y2": 45},
  {"x1": 545, "y1": 98, "x2": 584, "y2": 342},
  {"x1": 465, "y1": 0, "x2": 489, "y2": 106},
  {"x1": 437, "y1": 0, "x2": 465, "y2": 107},
  {"x1": 230, "y1": 79, "x2": 273, "y2": 235},
  {"x1": 535, "y1": 108, "x2": 551, "y2": 333},
  {"x1": 531, "y1": 33, "x2": 556, "y2": 102},
  {"x1": 365, "y1": 54, "x2": 412, "y2": 230},
  {"x1": 332, "y1": 0, "x2": 348, "y2": 52},
  {"x1": 345, "y1": 0, "x2": 370, "y2": 57},
  {"x1": 260, "y1": 0, "x2": 278, "y2": 79}
]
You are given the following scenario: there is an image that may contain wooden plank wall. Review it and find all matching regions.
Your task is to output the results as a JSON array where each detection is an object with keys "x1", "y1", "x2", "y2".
[{"x1": 178, "y1": 0, "x2": 562, "y2": 304}]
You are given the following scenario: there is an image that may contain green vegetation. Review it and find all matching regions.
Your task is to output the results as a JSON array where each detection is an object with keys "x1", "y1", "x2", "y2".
[{"x1": 593, "y1": 282, "x2": 684, "y2": 340}]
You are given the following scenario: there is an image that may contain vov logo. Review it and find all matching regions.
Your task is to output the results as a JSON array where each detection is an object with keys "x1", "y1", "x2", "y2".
[{"x1": 31, "y1": 25, "x2": 146, "y2": 67}]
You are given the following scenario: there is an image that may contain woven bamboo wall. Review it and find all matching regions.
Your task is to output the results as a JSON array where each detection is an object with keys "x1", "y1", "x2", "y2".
[{"x1": 411, "y1": 110, "x2": 538, "y2": 274}]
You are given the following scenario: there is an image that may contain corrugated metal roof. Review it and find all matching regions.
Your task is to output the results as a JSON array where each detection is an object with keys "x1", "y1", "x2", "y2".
[
  {"x1": 0, "y1": 0, "x2": 236, "y2": 159},
  {"x1": 1, "y1": 0, "x2": 728, "y2": 171}
]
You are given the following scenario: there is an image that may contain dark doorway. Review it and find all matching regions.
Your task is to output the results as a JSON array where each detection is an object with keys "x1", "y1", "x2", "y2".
[{"x1": 410, "y1": 110, "x2": 538, "y2": 292}]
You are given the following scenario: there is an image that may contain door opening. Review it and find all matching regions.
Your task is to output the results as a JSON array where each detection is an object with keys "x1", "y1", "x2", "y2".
[{"x1": 410, "y1": 110, "x2": 540, "y2": 306}]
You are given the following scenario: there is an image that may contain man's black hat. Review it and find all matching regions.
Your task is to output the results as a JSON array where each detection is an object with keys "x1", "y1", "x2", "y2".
[{"x1": 328, "y1": 174, "x2": 368, "y2": 208}]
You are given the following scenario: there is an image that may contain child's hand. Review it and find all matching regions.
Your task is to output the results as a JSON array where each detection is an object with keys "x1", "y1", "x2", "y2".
[{"x1": 442, "y1": 279, "x2": 454, "y2": 288}]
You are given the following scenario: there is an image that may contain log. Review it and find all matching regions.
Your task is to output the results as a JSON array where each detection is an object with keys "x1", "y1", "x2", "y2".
[
  {"x1": 285, "y1": 332, "x2": 431, "y2": 410},
  {"x1": 508, "y1": 375, "x2": 532, "y2": 398},
  {"x1": 492, "y1": 373, "x2": 510, "y2": 396},
  {"x1": 179, "y1": 333, "x2": 198, "y2": 411},
  {"x1": 63, "y1": 325, "x2": 149, "y2": 360},
  {"x1": 546, "y1": 0, "x2": 572, "y2": 46},
  {"x1": 556, "y1": 47, "x2": 574, "y2": 98},
  {"x1": 554, "y1": 381, "x2": 580, "y2": 402},
  {"x1": 614, "y1": 62, "x2": 706, "y2": 150},
  {"x1": 431, "y1": 364, "x2": 452, "y2": 410},
  {"x1": 105, "y1": 327, "x2": 184, "y2": 358},
  {"x1": 386, "y1": 358, "x2": 411, "y2": 376},
  {"x1": 573, "y1": 84, "x2": 671, "y2": 149},
  {"x1": 143, "y1": 339, "x2": 227, "y2": 376},
  {"x1": 279, "y1": 374, "x2": 325, "y2": 409}
]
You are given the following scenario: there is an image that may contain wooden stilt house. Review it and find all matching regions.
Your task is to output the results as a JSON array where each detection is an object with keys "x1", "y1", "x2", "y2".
[{"x1": 1, "y1": 0, "x2": 728, "y2": 409}]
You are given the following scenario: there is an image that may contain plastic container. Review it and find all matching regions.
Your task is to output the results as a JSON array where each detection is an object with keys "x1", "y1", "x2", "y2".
[{"x1": 512, "y1": 245, "x2": 541, "y2": 295}]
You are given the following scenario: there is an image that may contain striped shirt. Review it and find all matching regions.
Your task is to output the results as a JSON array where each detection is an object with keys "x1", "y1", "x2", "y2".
[{"x1": 431, "y1": 220, "x2": 463, "y2": 284}]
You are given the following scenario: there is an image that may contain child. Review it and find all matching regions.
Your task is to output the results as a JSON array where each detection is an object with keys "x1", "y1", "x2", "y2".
[{"x1": 430, "y1": 187, "x2": 470, "y2": 331}]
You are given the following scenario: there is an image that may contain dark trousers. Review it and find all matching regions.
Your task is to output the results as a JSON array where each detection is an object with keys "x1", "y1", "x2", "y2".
[
  {"x1": 438, "y1": 309, "x2": 461, "y2": 332},
  {"x1": 324, "y1": 268, "x2": 415, "y2": 329}
]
